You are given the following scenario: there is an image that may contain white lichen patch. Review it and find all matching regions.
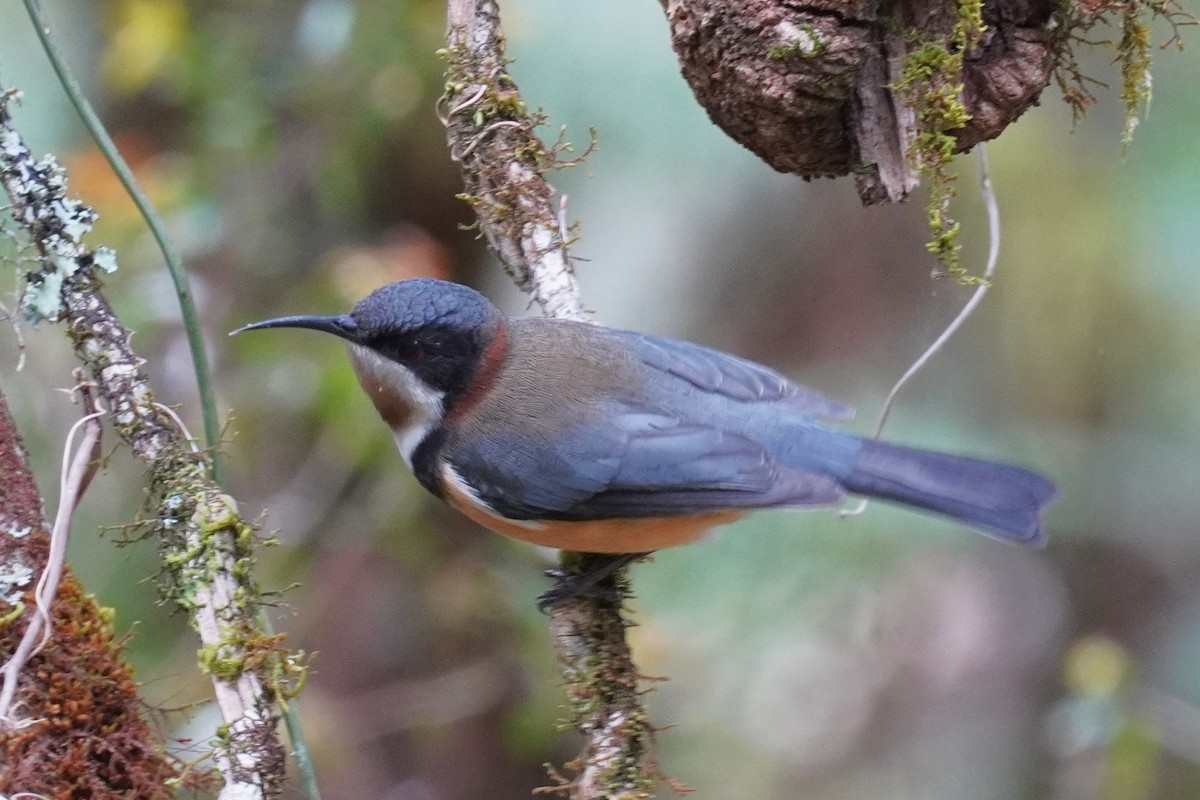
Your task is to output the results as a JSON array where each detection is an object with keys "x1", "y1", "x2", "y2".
[
  {"x1": 2, "y1": 129, "x2": 22, "y2": 157},
  {"x1": 775, "y1": 20, "x2": 824, "y2": 57},
  {"x1": 20, "y1": 269, "x2": 65, "y2": 322},
  {"x1": 45, "y1": 233, "x2": 83, "y2": 275},
  {"x1": 94, "y1": 246, "x2": 119, "y2": 273},
  {"x1": 102, "y1": 362, "x2": 139, "y2": 380},
  {"x1": 2, "y1": 111, "x2": 112, "y2": 324},
  {"x1": 0, "y1": 560, "x2": 33, "y2": 605}
]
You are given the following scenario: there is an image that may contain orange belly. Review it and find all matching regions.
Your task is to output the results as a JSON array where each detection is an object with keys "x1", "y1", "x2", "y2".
[{"x1": 441, "y1": 466, "x2": 743, "y2": 552}]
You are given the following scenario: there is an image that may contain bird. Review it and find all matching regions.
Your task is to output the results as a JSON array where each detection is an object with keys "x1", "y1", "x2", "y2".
[{"x1": 233, "y1": 278, "x2": 1056, "y2": 604}]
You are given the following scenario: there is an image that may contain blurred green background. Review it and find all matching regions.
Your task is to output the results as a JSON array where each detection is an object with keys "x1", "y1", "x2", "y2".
[{"x1": 2, "y1": 0, "x2": 1200, "y2": 797}]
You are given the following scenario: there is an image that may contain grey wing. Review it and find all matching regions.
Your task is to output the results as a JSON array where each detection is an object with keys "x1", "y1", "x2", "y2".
[
  {"x1": 626, "y1": 331, "x2": 854, "y2": 418},
  {"x1": 445, "y1": 410, "x2": 845, "y2": 522}
]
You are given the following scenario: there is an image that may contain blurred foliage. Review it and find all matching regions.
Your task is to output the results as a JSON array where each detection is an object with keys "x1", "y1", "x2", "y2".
[{"x1": 1, "y1": 0, "x2": 1200, "y2": 798}]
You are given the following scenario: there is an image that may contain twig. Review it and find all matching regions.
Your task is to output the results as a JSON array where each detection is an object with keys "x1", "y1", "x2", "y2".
[
  {"x1": 0, "y1": 297, "x2": 27, "y2": 372},
  {"x1": 442, "y1": 2, "x2": 657, "y2": 796},
  {"x1": 1, "y1": 88, "x2": 288, "y2": 799}
]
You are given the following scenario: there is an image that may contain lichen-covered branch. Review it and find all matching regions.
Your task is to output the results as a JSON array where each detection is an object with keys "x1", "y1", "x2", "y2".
[
  {"x1": 0, "y1": 88, "x2": 291, "y2": 799},
  {"x1": 0, "y1": 388, "x2": 182, "y2": 795},
  {"x1": 441, "y1": 3, "x2": 657, "y2": 796}
]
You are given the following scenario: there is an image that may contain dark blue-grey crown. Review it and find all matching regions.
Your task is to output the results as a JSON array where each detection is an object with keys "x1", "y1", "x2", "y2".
[
  {"x1": 231, "y1": 279, "x2": 502, "y2": 400},
  {"x1": 350, "y1": 279, "x2": 498, "y2": 337},
  {"x1": 348, "y1": 279, "x2": 503, "y2": 402}
]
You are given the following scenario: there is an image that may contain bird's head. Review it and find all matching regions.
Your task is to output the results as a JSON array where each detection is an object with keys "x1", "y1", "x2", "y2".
[{"x1": 233, "y1": 279, "x2": 504, "y2": 451}]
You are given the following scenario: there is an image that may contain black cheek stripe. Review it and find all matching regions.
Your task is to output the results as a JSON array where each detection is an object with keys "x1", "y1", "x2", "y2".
[{"x1": 411, "y1": 427, "x2": 449, "y2": 498}]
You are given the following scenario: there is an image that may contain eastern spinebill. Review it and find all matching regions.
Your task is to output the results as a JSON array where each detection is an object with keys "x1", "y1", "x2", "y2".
[{"x1": 233, "y1": 279, "x2": 1056, "y2": 601}]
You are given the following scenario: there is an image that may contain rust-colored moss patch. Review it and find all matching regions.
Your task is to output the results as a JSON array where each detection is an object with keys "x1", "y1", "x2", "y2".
[{"x1": 0, "y1": 576, "x2": 187, "y2": 797}]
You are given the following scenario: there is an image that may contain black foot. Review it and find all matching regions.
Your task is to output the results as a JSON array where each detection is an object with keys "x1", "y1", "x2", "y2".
[{"x1": 535, "y1": 552, "x2": 649, "y2": 612}]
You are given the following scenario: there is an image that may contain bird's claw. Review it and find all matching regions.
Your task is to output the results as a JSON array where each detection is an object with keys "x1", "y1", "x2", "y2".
[
  {"x1": 534, "y1": 552, "x2": 650, "y2": 612},
  {"x1": 535, "y1": 578, "x2": 623, "y2": 612}
]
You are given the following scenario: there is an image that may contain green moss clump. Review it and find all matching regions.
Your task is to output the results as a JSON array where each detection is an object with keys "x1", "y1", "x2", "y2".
[
  {"x1": 1118, "y1": 4, "x2": 1154, "y2": 149},
  {"x1": 891, "y1": 0, "x2": 988, "y2": 285},
  {"x1": 1052, "y1": 0, "x2": 1194, "y2": 143}
]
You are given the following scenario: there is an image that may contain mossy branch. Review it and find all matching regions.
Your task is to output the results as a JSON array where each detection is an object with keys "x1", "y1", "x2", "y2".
[
  {"x1": 441, "y1": 2, "x2": 658, "y2": 796},
  {"x1": 1, "y1": 88, "x2": 294, "y2": 799},
  {"x1": 440, "y1": 0, "x2": 588, "y2": 323}
]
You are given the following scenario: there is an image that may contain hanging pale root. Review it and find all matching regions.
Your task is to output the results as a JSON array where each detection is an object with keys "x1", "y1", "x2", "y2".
[{"x1": 842, "y1": 146, "x2": 1002, "y2": 521}]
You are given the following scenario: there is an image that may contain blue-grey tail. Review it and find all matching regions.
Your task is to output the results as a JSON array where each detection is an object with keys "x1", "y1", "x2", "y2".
[{"x1": 841, "y1": 440, "x2": 1057, "y2": 546}]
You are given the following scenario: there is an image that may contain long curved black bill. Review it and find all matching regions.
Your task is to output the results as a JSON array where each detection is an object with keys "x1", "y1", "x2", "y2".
[{"x1": 229, "y1": 314, "x2": 359, "y2": 341}]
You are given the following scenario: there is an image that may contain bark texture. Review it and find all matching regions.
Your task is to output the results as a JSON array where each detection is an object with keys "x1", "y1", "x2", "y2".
[{"x1": 658, "y1": 0, "x2": 1057, "y2": 203}]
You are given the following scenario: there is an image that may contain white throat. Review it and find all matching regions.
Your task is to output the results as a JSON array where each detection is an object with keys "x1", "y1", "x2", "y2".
[{"x1": 348, "y1": 344, "x2": 445, "y2": 468}]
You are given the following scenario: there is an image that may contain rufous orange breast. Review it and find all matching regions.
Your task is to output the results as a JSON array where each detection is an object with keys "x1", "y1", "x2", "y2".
[{"x1": 440, "y1": 463, "x2": 742, "y2": 552}]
